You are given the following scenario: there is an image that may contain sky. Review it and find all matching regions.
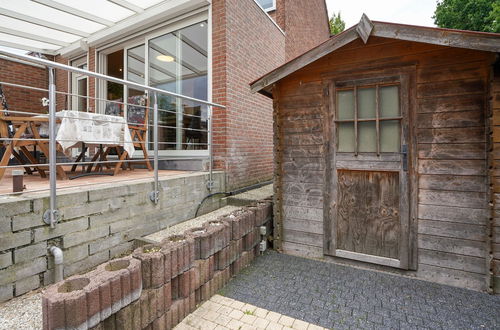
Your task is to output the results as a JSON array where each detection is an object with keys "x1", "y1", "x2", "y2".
[{"x1": 325, "y1": 0, "x2": 437, "y2": 28}]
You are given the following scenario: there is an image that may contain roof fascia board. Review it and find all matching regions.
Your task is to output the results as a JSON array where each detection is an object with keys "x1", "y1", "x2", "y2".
[
  {"x1": 59, "y1": 0, "x2": 209, "y2": 57},
  {"x1": 250, "y1": 27, "x2": 359, "y2": 93},
  {"x1": 372, "y1": 22, "x2": 500, "y2": 53},
  {"x1": 108, "y1": 0, "x2": 144, "y2": 13}
]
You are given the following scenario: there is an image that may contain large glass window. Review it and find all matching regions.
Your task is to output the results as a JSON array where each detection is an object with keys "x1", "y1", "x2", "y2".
[{"x1": 148, "y1": 21, "x2": 208, "y2": 150}]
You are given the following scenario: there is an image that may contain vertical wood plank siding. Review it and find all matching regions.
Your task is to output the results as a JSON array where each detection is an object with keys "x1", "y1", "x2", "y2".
[
  {"x1": 490, "y1": 64, "x2": 500, "y2": 294},
  {"x1": 275, "y1": 36, "x2": 496, "y2": 291}
]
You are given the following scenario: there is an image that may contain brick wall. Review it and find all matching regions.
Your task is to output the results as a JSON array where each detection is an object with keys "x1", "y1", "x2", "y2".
[
  {"x1": 0, "y1": 59, "x2": 49, "y2": 115},
  {"x1": 0, "y1": 172, "x2": 224, "y2": 302},
  {"x1": 281, "y1": 0, "x2": 330, "y2": 61},
  {"x1": 212, "y1": 0, "x2": 286, "y2": 189}
]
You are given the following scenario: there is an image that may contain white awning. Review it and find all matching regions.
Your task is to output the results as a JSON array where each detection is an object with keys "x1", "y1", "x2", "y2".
[{"x1": 0, "y1": 0, "x2": 209, "y2": 56}]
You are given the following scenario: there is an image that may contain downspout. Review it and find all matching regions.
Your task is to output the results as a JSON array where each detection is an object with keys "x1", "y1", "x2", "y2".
[{"x1": 49, "y1": 246, "x2": 64, "y2": 283}]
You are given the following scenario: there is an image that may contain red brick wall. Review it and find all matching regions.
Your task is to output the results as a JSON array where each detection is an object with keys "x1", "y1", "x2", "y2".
[
  {"x1": 212, "y1": 0, "x2": 286, "y2": 189},
  {"x1": 0, "y1": 59, "x2": 49, "y2": 115},
  {"x1": 281, "y1": 0, "x2": 330, "y2": 60}
]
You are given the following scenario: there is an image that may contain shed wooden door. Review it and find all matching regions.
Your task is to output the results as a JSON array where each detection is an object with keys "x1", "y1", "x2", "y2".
[{"x1": 325, "y1": 74, "x2": 411, "y2": 269}]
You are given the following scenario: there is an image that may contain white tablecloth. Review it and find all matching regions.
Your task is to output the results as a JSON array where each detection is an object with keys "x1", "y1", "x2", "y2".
[{"x1": 43, "y1": 110, "x2": 135, "y2": 156}]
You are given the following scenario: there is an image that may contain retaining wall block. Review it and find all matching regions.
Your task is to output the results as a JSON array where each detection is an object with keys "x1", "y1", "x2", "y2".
[
  {"x1": 189, "y1": 266, "x2": 199, "y2": 292},
  {"x1": 171, "y1": 276, "x2": 179, "y2": 301},
  {"x1": 189, "y1": 292, "x2": 196, "y2": 313},
  {"x1": 165, "y1": 309, "x2": 172, "y2": 330},
  {"x1": 208, "y1": 255, "x2": 215, "y2": 280},
  {"x1": 132, "y1": 244, "x2": 164, "y2": 290},
  {"x1": 256, "y1": 200, "x2": 272, "y2": 226},
  {"x1": 186, "y1": 227, "x2": 206, "y2": 260},
  {"x1": 162, "y1": 235, "x2": 194, "y2": 276},
  {"x1": 155, "y1": 285, "x2": 165, "y2": 318},
  {"x1": 159, "y1": 247, "x2": 171, "y2": 285},
  {"x1": 152, "y1": 313, "x2": 165, "y2": 330},
  {"x1": 163, "y1": 281, "x2": 172, "y2": 312},
  {"x1": 179, "y1": 270, "x2": 190, "y2": 298},
  {"x1": 139, "y1": 290, "x2": 150, "y2": 329}
]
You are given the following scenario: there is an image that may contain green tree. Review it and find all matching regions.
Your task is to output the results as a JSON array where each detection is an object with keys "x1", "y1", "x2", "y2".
[
  {"x1": 433, "y1": 0, "x2": 500, "y2": 33},
  {"x1": 329, "y1": 12, "x2": 346, "y2": 35}
]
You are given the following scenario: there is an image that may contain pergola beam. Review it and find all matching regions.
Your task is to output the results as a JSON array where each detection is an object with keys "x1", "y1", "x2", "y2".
[
  {"x1": 0, "y1": 8, "x2": 90, "y2": 38},
  {"x1": 0, "y1": 26, "x2": 69, "y2": 47},
  {"x1": 32, "y1": 0, "x2": 114, "y2": 27},
  {"x1": 107, "y1": 0, "x2": 144, "y2": 13}
]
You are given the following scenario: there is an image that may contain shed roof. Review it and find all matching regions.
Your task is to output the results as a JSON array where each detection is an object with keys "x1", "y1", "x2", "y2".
[{"x1": 250, "y1": 14, "x2": 500, "y2": 96}]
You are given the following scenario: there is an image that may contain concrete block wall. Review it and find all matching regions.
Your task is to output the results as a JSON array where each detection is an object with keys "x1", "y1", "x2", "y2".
[
  {"x1": 0, "y1": 172, "x2": 225, "y2": 302},
  {"x1": 42, "y1": 200, "x2": 273, "y2": 330}
]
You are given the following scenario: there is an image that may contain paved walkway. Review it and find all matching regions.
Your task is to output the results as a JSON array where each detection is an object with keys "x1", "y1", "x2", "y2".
[
  {"x1": 175, "y1": 295, "x2": 327, "y2": 330},
  {"x1": 217, "y1": 251, "x2": 500, "y2": 330}
]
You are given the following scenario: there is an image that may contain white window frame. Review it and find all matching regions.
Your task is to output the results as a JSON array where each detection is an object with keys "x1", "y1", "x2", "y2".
[
  {"x1": 254, "y1": 0, "x2": 276, "y2": 12},
  {"x1": 70, "y1": 55, "x2": 89, "y2": 112},
  {"x1": 96, "y1": 11, "x2": 211, "y2": 158}
]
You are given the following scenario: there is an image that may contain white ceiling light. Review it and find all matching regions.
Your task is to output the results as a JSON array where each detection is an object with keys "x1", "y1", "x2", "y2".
[{"x1": 156, "y1": 54, "x2": 174, "y2": 62}]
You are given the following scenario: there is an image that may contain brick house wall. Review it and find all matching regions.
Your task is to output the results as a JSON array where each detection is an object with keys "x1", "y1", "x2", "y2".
[{"x1": 0, "y1": 59, "x2": 49, "y2": 114}]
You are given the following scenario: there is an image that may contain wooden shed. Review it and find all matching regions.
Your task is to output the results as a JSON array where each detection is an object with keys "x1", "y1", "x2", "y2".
[{"x1": 251, "y1": 15, "x2": 500, "y2": 292}]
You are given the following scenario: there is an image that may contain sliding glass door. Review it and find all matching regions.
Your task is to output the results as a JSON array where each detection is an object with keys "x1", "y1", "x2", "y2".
[{"x1": 100, "y1": 19, "x2": 208, "y2": 154}]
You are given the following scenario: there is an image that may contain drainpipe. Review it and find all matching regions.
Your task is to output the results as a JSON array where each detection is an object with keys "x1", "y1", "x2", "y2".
[{"x1": 49, "y1": 246, "x2": 63, "y2": 283}]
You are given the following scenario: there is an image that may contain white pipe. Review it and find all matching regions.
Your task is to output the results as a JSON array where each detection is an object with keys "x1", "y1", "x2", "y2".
[{"x1": 49, "y1": 246, "x2": 64, "y2": 283}]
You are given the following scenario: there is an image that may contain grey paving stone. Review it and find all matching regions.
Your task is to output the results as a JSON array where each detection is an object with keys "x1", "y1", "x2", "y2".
[{"x1": 221, "y1": 251, "x2": 500, "y2": 330}]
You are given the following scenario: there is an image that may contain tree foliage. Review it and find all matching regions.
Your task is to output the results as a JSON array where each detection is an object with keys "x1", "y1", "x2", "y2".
[
  {"x1": 433, "y1": 0, "x2": 500, "y2": 33},
  {"x1": 329, "y1": 12, "x2": 346, "y2": 35}
]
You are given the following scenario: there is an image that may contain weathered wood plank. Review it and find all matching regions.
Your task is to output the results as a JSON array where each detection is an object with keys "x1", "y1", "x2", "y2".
[
  {"x1": 418, "y1": 204, "x2": 488, "y2": 225},
  {"x1": 336, "y1": 160, "x2": 401, "y2": 171},
  {"x1": 282, "y1": 193, "x2": 323, "y2": 209},
  {"x1": 417, "y1": 110, "x2": 484, "y2": 129},
  {"x1": 417, "y1": 60, "x2": 488, "y2": 84},
  {"x1": 280, "y1": 95, "x2": 323, "y2": 109},
  {"x1": 282, "y1": 241, "x2": 323, "y2": 258},
  {"x1": 418, "y1": 160, "x2": 486, "y2": 176},
  {"x1": 280, "y1": 80, "x2": 323, "y2": 97},
  {"x1": 419, "y1": 174, "x2": 486, "y2": 192},
  {"x1": 282, "y1": 133, "x2": 323, "y2": 146},
  {"x1": 282, "y1": 181, "x2": 323, "y2": 196},
  {"x1": 417, "y1": 79, "x2": 485, "y2": 98},
  {"x1": 419, "y1": 249, "x2": 485, "y2": 274},
  {"x1": 282, "y1": 170, "x2": 324, "y2": 184},
  {"x1": 418, "y1": 94, "x2": 485, "y2": 114},
  {"x1": 283, "y1": 145, "x2": 323, "y2": 158},
  {"x1": 419, "y1": 189, "x2": 486, "y2": 208},
  {"x1": 283, "y1": 205, "x2": 323, "y2": 221},
  {"x1": 335, "y1": 153, "x2": 401, "y2": 161},
  {"x1": 283, "y1": 158, "x2": 324, "y2": 171},
  {"x1": 281, "y1": 110, "x2": 323, "y2": 121},
  {"x1": 283, "y1": 229, "x2": 323, "y2": 247},
  {"x1": 283, "y1": 218, "x2": 323, "y2": 234},
  {"x1": 417, "y1": 127, "x2": 485, "y2": 143},
  {"x1": 282, "y1": 118, "x2": 322, "y2": 134},
  {"x1": 418, "y1": 219, "x2": 486, "y2": 241},
  {"x1": 418, "y1": 234, "x2": 486, "y2": 258},
  {"x1": 417, "y1": 264, "x2": 486, "y2": 291},
  {"x1": 418, "y1": 143, "x2": 486, "y2": 160}
]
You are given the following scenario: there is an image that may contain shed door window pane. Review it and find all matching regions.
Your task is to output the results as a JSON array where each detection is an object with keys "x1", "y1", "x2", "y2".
[
  {"x1": 338, "y1": 122, "x2": 355, "y2": 152},
  {"x1": 337, "y1": 90, "x2": 354, "y2": 120},
  {"x1": 359, "y1": 122, "x2": 376, "y2": 152},
  {"x1": 380, "y1": 120, "x2": 400, "y2": 152},
  {"x1": 380, "y1": 86, "x2": 399, "y2": 118},
  {"x1": 358, "y1": 88, "x2": 375, "y2": 119}
]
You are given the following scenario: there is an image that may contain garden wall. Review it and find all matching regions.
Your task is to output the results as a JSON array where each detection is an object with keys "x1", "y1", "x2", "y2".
[
  {"x1": 0, "y1": 172, "x2": 225, "y2": 302},
  {"x1": 42, "y1": 200, "x2": 272, "y2": 329}
]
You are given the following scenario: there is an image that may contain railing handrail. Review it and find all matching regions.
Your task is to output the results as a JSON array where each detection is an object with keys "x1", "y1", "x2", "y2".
[{"x1": 0, "y1": 50, "x2": 225, "y2": 109}]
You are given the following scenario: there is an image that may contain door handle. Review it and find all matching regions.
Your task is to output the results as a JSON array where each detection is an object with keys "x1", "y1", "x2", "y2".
[{"x1": 402, "y1": 144, "x2": 408, "y2": 171}]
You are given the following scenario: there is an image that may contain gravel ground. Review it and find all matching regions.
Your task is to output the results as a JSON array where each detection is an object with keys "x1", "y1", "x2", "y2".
[
  {"x1": 145, "y1": 205, "x2": 242, "y2": 242},
  {"x1": 0, "y1": 290, "x2": 42, "y2": 330}
]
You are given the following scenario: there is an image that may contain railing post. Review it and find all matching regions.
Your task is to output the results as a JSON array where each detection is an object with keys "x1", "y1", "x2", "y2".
[
  {"x1": 207, "y1": 105, "x2": 214, "y2": 192},
  {"x1": 149, "y1": 92, "x2": 160, "y2": 204},
  {"x1": 43, "y1": 67, "x2": 59, "y2": 227}
]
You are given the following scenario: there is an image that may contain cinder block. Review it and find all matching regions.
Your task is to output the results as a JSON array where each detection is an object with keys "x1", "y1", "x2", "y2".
[
  {"x1": 14, "y1": 241, "x2": 46, "y2": 264},
  {"x1": 89, "y1": 234, "x2": 121, "y2": 255},
  {"x1": 171, "y1": 276, "x2": 179, "y2": 301},
  {"x1": 33, "y1": 217, "x2": 88, "y2": 243},
  {"x1": 189, "y1": 292, "x2": 196, "y2": 313},
  {"x1": 0, "y1": 231, "x2": 31, "y2": 251},
  {"x1": 153, "y1": 313, "x2": 166, "y2": 330},
  {"x1": 0, "y1": 199, "x2": 30, "y2": 217},
  {"x1": 140, "y1": 291, "x2": 150, "y2": 329},
  {"x1": 208, "y1": 255, "x2": 215, "y2": 280},
  {"x1": 0, "y1": 256, "x2": 46, "y2": 287},
  {"x1": 62, "y1": 226, "x2": 108, "y2": 249},
  {"x1": 0, "y1": 284, "x2": 13, "y2": 303},
  {"x1": 15, "y1": 274, "x2": 39, "y2": 296},
  {"x1": 165, "y1": 309, "x2": 172, "y2": 330},
  {"x1": 160, "y1": 248, "x2": 171, "y2": 284},
  {"x1": 0, "y1": 252, "x2": 12, "y2": 269},
  {"x1": 155, "y1": 285, "x2": 165, "y2": 318},
  {"x1": 148, "y1": 288, "x2": 158, "y2": 325},
  {"x1": 131, "y1": 299, "x2": 141, "y2": 330},
  {"x1": 170, "y1": 300, "x2": 180, "y2": 328}
]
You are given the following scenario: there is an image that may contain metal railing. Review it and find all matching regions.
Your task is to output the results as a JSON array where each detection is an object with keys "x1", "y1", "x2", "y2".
[{"x1": 0, "y1": 49, "x2": 225, "y2": 228}]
